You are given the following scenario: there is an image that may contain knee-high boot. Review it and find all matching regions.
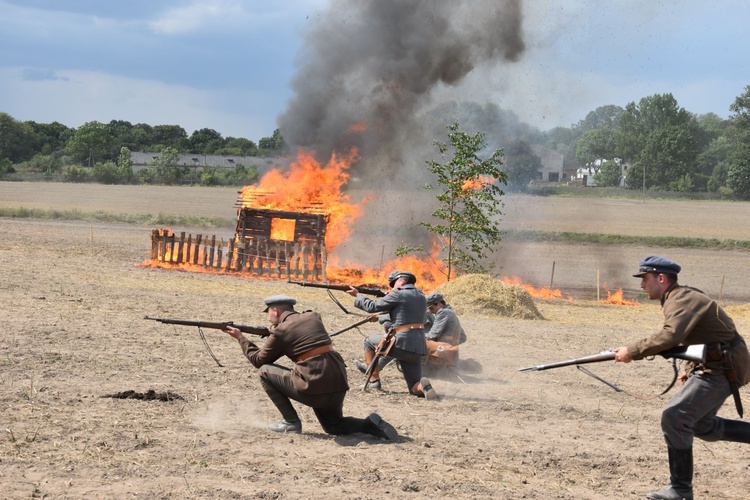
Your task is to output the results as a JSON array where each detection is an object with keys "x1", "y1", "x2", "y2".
[
  {"x1": 722, "y1": 419, "x2": 750, "y2": 443},
  {"x1": 646, "y1": 446, "x2": 693, "y2": 500}
]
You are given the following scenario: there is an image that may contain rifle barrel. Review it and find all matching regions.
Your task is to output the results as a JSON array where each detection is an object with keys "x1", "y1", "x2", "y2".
[
  {"x1": 519, "y1": 350, "x2": 615, "y2": 372},
  {"x1": 144, "y1": 316, "x2": 270, "y2": 337}
]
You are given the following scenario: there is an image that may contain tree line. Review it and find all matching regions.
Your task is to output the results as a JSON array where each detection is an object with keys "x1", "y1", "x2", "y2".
[
  {"x1": 544, "y1": 85, "x2": 750, "y2": 197},
  {"x1": 0, "y1": 117, "x2": 285, "y2": 186},
  {"x1": 2, "y1": 83, "x2": 750, "y2": 195}
]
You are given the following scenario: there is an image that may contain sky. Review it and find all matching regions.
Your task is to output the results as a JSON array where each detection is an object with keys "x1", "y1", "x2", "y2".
[{"x1": 1, "y1": 0, "x2": 749, "y2": 144}]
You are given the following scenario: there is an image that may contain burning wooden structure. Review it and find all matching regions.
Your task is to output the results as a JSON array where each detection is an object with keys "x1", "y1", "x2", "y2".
[{"x1": 149, "y1": 206, "x2": 329, "y2": 281}]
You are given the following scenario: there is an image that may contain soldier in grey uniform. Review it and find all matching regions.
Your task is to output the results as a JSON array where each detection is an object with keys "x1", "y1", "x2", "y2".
[
  {"x1": 423, "y1": 292, "x2": 467, "y2": 372},
  {"x1": 347, "y1": 270, "x2": 438, "y2": 400},
  {"x1": 223, "y1": 294, "x2": 399, "y2": 440},
  {"x1": 614, "y1": 256, "x2": 750, "y2": 500}
]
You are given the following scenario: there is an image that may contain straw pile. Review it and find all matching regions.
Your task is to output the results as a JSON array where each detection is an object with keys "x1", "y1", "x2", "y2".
[{"x1": 433, "y1": 274, "x2": 544, "y2": 320}]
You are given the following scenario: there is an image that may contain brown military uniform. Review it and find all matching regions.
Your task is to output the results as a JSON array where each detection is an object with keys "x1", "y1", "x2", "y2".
[
  {"x1": 627, "y1": 284, "x2": 750, "y2": 386},
  {"x1": 239, "y1": 310, "x2": 349, "y2": 395}
]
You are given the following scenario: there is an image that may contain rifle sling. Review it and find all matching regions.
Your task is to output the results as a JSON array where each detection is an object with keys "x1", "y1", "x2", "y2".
[{"x1": 576, "y1": 358, "x2": 679, "y2": 400}]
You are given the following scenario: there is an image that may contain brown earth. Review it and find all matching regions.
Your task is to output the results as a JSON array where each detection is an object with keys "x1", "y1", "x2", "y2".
[{"x1": 2, "y1": 182, "x2": 750, "y2": 499}]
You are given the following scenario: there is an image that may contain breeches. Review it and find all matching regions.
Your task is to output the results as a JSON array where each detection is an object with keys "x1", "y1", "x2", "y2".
[
  {"x1": 259, "y1": 363, "x2": 367, "y2": 435},
  {"x1": 661, "y1": 370, "x2": 732, "y2": 449},
  {"x1": 364, "y1": 334, "x2": 423, "y2": 390}
]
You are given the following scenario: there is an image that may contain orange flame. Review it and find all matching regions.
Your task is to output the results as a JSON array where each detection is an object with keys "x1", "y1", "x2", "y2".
[
  {"x1": 502, "y1": 276, "x2": 572, "y2": 301},
  {"x1": 461, "y1": 175, "x2": 496, "y2": 191},
  {"x1": 238, "y1": 148, "x2": 364, "y2": 253},
  {"x1": 602, "y1": 283, "x2": 639, "y2": 306}
]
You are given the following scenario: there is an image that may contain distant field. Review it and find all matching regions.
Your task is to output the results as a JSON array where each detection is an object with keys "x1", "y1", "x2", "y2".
[
  {"x1": 2, "y1": 181, "x2": 749, "y2": 240},
  {"x1": 2, "y1": 181, "x2": 750, "y2": 301}
]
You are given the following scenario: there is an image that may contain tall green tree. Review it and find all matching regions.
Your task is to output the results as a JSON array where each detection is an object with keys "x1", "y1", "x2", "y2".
[
  {"x1": 66, "y1": 121, "x2": 114, "y2": 167},
  {"x1": 616, "y1": 93, "x2": 699, "y2": 190},
  {"x1": 0, "y1": 112, "x2": 36, "y2": 162},
  {"x1": 725, "y1": 85, "x2": 750, "y2": 197},
  {"x1": 421, "y1": 122, "x2": 507, "y2": 280}
]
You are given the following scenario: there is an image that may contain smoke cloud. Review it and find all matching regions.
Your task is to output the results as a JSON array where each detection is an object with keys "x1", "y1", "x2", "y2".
[{"x1": 278, "y1": 0, "x2": 526, "y2": 188}]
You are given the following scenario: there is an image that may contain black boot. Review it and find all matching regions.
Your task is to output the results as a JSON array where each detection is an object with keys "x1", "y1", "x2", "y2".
[
  {"x1": 722, "y1": 419, "x2": 750, "y2": 443},
  {"x1": 646, "y1": 447, "x2": 693, "y2": 499}
]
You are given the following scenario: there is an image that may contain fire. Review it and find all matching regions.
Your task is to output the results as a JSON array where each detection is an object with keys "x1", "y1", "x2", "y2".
[
  {"x1": 602, "y1": 284, "x2": 639, "y2": 306},
  {"x1": 346, "y1": 121, "x2": 368, "y2": 133},
  {"x1": 238, "y1": 148, "x2": 364, "y2": 253},
  {"x1": 461, "y1": 175, "x2": 496, "y2": 191},
  {"x1": 501, "y1": 276, "x2": 571, "y2": 300}
]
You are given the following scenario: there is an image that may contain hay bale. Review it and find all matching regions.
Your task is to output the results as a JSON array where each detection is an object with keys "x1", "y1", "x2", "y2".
[{"x1": 433, "y1": 274, "x2": 544, "y2": 320}]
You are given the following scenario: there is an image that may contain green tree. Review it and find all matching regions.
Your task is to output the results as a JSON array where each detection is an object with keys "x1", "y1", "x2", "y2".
[
  {"x1": 149, "y1": 147, "x2": 185, "y2": 184},
  {"x1": 189, "y1": 128, "x2": 223, "y2": 154},
  {"x1": 616, "y1": 94, "x2": 699, "y2": 190},
  {"x1": 576, "y1": 127, "x2": 617, "y2": 171},
  {"x1": 66, "y1": 121, "x2": 114, "y2": 167},
  {"x1": 0, "y1": 112, "x2": 36, "y2": 162},
  {"x1": 593, "y1": 160, "x2": 622, "y2": 187},
  {"x1": 421, "y1": 122, "x2": 507, "y2": 280},
  {"x1": 258, "y1": 129, "x2": 286, "y2": 156},
  {"x1": 727, "y1": 156, "x2": 750, "y2": 198},
  {"x1": 152, "y1": 125, "x2": 188, "y2": 150}
]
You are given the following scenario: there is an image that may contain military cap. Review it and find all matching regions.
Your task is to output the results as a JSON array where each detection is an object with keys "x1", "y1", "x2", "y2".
[
  {"x1": 387, "y1": 270, "x2": 417, "y2": 287},
  {"x1": 632, "y1": 256, "x2": 681, "y2": 277},
  {"x1": 426, "y1": 292, "x2": 444, "y2": 306},
  {"x1": 262, "y1": 294, "x2": 297, "y2": 312}
]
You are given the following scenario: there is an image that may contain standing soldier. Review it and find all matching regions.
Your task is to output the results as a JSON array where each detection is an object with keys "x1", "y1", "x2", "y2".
[
  {"x1": 613, "y1": 256, "x2": 750, "y2": 499},
  {"x1": 347, "y1": 270, "x2": 438, "y2": 400},
  {"x1": 223, "y1": 294, "x2": 398, "y2": 440}
]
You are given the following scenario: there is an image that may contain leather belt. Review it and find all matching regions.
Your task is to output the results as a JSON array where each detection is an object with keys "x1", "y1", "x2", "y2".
[
  {"x1": 296, "y1": 344, "x2": 333, "y2": 362},
  {"x1": 393, "y1": 323, "x2": 424, "y2": 333}
]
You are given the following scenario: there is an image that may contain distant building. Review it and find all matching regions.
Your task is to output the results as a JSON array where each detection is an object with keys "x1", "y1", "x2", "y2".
[
  {"x1": 530, "y1": 144, "x2": 565, "y2": 182},
  {"x1": 130, "y1": 151, "x2": 277, "y2": 173}
]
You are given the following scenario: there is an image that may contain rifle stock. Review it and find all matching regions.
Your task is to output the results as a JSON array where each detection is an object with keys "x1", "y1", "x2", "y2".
[
  {"x1": 144, "y1": 316, "x2": 271, "y2": 337},
  {"x1": 519, "y1": 344, "x2": 706, "y2": 372},
  {"x1": 288, "y1": 280, "x2": 386, "y2": 297}
]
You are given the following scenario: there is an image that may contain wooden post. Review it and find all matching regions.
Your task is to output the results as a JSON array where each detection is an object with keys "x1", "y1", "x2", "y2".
[
  {"x1": 208, "y1": 235, "x2": 216, "y2": 268},
  {"x1": 550, "y1": 261, "x2": 556, "y2": 288},
  {"x1": 193, "y1": 235, "x2": 202, "y2": 265},
  {"x1": 186, "y1": 234, "x2": 193, "y2": 263},
  {"x1": 301, "y1": 241, "x2": 309, "y2": 280},
  {"x1": 150, "y1": 229, "x2": 158, "y2": 260},
  {"x1": 597, "y1": 269, "x2": 600, "y2": 303},
  {"x1": 177, "y1": 232, "x2": 186, "y2": 264},
  {"x1": 168, "y1": 232, "x2": 176, "y2": 263},
  {"x1": 719, "y1": 275, "x2": 726, "y2": 301},
  {"x1": 217, "y1": 238, "x2": 224, "y2": 269},
  {"x1": 225, "y1": 238, "x2": 235, "y2": 271}
]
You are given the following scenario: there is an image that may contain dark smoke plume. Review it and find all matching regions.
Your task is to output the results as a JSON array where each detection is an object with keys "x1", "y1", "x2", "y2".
[{"x1": 278, "y1": 0, "x2": 525, "y2": 187}]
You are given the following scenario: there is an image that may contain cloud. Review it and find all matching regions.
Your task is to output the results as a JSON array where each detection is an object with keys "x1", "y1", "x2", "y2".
[{"x1": 0, "y1": 67, "x2": 275, "y2": 139}]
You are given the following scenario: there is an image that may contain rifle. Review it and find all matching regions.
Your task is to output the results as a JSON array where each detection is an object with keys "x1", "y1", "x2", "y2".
[
  {"x1": 330, "y1": 314, "x2": 379, "y2": 337},
  {"x1": 363, "y1": 328, "x2": 397, "y2": 390},
  {"x1": 519, "y1": 344, "x2": 707, "y2": 399},
  {"x1": 288, "y1": 280, "x2": 386, "y2": 298},
  {"x1": 144, "y1": 316, "x2": 271, "y2": 367}
]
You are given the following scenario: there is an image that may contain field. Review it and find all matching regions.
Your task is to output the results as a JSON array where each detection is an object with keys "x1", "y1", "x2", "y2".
[{"x1": 2, "y1": 181, "x2": 750, "y2": 499}]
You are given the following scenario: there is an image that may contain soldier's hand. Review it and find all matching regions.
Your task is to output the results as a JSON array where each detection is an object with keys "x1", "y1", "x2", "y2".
[
  {"x1": 614, "y1": 346, "x2": 632, "y2": 363},
  {"x1": 345, "y1": 286, "x2": 359, "y2": 297}
]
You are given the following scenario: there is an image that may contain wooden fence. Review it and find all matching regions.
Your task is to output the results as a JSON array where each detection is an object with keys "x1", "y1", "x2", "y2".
[{"x1": 149, "y1": 228, "x2": 327, "y2": 281}]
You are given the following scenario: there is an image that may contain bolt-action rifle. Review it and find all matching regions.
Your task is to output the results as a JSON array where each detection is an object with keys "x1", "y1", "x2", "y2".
[
  {"x1": 519, "y1": 344, "x2": 707, "y2": 399},
  {"x1": 144, "y1": 316, "x2": 271, "y2": 367},
  {"x1": 288, "y1": 280, "x2": 386, "y2": 297}
]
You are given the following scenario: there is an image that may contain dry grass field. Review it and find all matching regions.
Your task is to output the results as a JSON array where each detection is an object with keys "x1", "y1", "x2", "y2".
[{"x1": 2, "y1": 181, "x2": 750, "y2": 499}]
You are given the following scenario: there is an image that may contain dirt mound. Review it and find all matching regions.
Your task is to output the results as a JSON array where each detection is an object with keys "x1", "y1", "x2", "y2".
[
  {"x1": 433, "y1": 273, "x2": 544, "y2": 320},
  {"x1": 102, "y1": 390, "x2": 185, "y2": 402}
]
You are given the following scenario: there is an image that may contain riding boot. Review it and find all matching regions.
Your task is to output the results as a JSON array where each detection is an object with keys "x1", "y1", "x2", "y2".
[
  {"x1": 646, "y1": 446, "x2": 693, "y2": 500},
  {"x1": 722, "y1": 419, "x2": 750, "y2": 443}
]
